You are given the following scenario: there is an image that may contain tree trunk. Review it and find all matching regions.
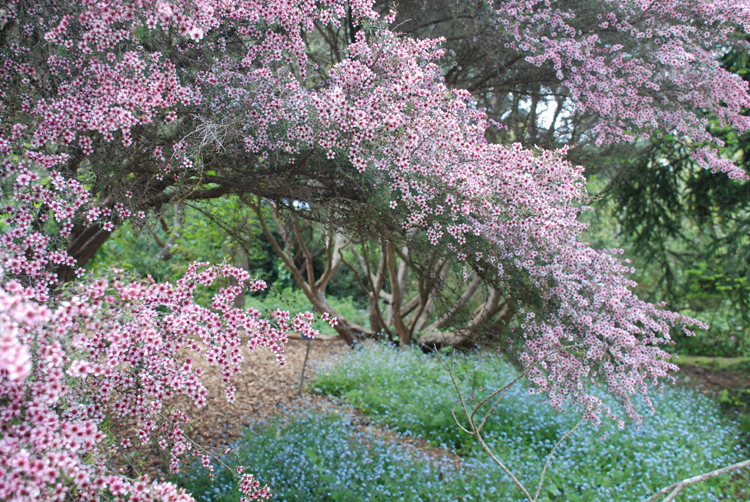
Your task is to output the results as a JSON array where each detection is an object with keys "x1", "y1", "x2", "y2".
[
  {"x1": 417, "y1": 329, "x2": 474, "y2": 348},
  {"x1": 57, "y1": 223, "x2": 112, "y2": 282},
  {"x1": 417, "y1": 293, "x2": 514, "y2": 349},
  {"x1": 308, "y1": 290, "x2": 370, "y2": 345},
  {"x1": 230, "y1": 246, "x2": 249, "y2": 309},
  {"x1": 386, "y1": 241, "x2": 410, "y2": 345},
  {"x1": 248, "y1": 198, "x2": 372, "y2": 345}
]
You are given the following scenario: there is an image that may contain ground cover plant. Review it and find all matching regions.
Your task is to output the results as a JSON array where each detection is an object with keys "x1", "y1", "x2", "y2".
[
  {"x1": 179, "y1": 405, "x2": 744, "y2": 501},
  {"x1": 312, "y1": 343, "x2": 748, "y2": 501},
  {"x1": 179, "y1": 411, "x2": 464, "y2": 502}
]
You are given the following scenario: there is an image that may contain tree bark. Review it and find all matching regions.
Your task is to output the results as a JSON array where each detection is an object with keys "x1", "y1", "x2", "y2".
[
  {"x1": 417, "y1": 290, "x2": 513, "y2": 348},
  {"x1": 412, "y1": 257, "x2": 451, "y2": 333},
  {"x1": 387, "y1": 241, "x2": 411, "y2": 345},
  {"x1": 229, "y1": 246, "x2": 249, "y2": 309},
  {"x1": 424, "y1": 273, "x2": 482, "y2": 332},
  {"x1": 57, "y1": 223, "x2": 112, "y2": 282}
]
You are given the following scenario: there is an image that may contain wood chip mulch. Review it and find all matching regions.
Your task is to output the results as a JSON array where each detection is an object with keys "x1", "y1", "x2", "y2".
[{"x1": 111, "y1": 333, "x2": 347, "y2": 480}]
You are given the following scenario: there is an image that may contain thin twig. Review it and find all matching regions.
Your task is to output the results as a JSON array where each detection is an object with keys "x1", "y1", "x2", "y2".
[
  {"x1": 474, "y1": 344, "x2": 582, "y2": 433},
  {"x1": 436, "y1": 349, "x2": 535, "y2": 502},
  {"x1": 436, "y1": 344, "x2": 585, "y2": 502},
  {"x1": 533, "y1": 417, "x2": 585, "y2": 501}
]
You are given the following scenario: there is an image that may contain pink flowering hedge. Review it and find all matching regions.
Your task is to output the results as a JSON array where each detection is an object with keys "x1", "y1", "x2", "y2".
[{"x1": 1, "y1": 0, "x2": 749, "y2": 500}]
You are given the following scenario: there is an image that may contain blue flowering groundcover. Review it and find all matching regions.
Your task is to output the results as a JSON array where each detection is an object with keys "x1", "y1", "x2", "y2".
[{"x1": 180, "y1": 343, "x2": 747, "y2": 501}]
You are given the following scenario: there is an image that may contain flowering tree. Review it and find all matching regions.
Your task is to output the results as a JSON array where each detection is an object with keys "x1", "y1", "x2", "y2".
[
  {"x1": 1, "y1": 0, "x2": 750, "y2": 500},
  {"x1": 387, "y1": 0, "x2": 750, "y2": 175}
]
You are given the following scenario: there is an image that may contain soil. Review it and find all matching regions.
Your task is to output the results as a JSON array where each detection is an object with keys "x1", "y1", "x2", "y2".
[{"x1": 674, "y1": 363, "x2": 750, "y2": 399}]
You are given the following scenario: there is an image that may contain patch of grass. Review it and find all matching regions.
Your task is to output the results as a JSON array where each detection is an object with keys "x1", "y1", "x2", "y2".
[
  {"x1": 673, "y1": 355, "x2": 750, "y2": 372},
  {"x1": 312, "y1": 342, "x2": 748, "y2": 501}
]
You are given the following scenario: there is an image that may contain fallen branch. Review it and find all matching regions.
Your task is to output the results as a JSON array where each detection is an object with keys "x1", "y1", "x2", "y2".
[{"x1": 645, "y1": 459, "x2": 750, "y2": 502}]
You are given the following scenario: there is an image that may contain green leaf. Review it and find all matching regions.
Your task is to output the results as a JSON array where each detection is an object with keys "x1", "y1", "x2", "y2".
[
  {"x1": 320, "y1": 474, "x2": 337, "y2": 483},
  {"x1": 304, "y1": 447, "x2": 319, "y2": 463}
]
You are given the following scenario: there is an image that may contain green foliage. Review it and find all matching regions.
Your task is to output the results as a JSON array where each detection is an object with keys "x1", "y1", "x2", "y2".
[
  {"x1": 677, "y1": 357, "x2": 750, "y2": 437},
  {"x1": 88, "y1": 198, "x2": 291, "y2": 306},
  {"x1": 582, "y1": 143, "x2": 750, "y2": 356},
  {"x1": 582, "y1": 46, "x2": 750, "y2": 357},
  {"x1": 246, "y1": 287, "x2": 368, "y2": 335},
  {"x1": 89, "y1": 200, "x2": 243, "y2": 279},
  {"x1": 88, "y1": 197, "x2": 369, "y2": 319},
  {"x1": 718, "y1": 387, "x2": 750, "y2": 436},
  {"x1": 587, "y1": 138, "x2": 750, "y2": 356}
]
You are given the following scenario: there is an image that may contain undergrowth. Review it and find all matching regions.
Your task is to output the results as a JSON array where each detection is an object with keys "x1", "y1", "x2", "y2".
[
  {"x1": 178, "y1": 343, "x2": 747, "y2": 501},
  {"x1": 312, "y1": 342, "x2": 747, "y2": 501}
]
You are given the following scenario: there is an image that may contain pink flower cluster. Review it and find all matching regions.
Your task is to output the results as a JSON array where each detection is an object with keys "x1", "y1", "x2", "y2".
[
  {"x1": 195, "y1": 22, "x2": 705, "y2": 421},
  {"x1": 0, "y1": 252, "x2": 313, "y2": 500},
  {"x1": 491, "y1": 0, "x2": 750, "y2": 178},
  {"x1": 0, "y1": 102, "x2": 316, "y2": 502},
  {"x1": 0, "y1": 287, "x2": 39, "y2": 382}
]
